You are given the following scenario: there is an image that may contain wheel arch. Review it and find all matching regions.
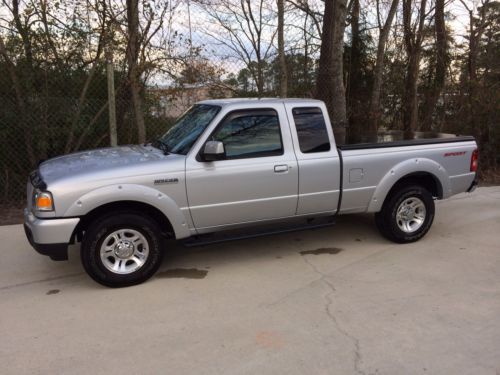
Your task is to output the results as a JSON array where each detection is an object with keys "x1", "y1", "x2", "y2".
[
  {"x1": 367, "y1": 158, "x2": 450, "y2": 213},
  {"x1": 65, "y1": 184, "x2": 191, "y2": 241},
  {"x1": 73, "y1": 200, "x2": 176, "y2": 243}
]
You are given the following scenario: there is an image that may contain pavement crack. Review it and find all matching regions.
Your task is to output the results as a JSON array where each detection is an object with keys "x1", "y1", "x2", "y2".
[
  {"x1": 0, "y1": 272, "x2": 84, "y2": 291},
  {"x1": 265, "y1": 246, "x2": 394, "y2": 308},
  {"x1": 301, "y1": 255, "x2": 366, "y2": 375}
]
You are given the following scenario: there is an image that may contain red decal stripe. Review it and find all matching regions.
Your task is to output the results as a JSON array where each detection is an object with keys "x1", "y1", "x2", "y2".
[{"x1": 444, "y1": 151, "x2": 466, "y2": 157}]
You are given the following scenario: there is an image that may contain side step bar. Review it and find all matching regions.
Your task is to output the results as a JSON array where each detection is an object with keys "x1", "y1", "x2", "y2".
[{"x1": 183, "y1": 218, "x2": 335, "y2": 247}]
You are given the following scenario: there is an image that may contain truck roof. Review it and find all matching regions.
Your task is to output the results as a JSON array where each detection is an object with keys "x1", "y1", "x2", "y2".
[{"x1": 197, "y1": 98, "x2": 322, "y2": 107}]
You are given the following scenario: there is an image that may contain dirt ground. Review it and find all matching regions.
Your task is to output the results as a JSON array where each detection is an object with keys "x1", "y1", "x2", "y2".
[{"x1": 0, "y1": 204, "x2": 24, "y2": 226}]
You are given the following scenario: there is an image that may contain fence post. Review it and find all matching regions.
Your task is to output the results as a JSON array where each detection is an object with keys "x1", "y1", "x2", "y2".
[{"x1": 106, "y1": 46, "x2": 118, "y2": 147}]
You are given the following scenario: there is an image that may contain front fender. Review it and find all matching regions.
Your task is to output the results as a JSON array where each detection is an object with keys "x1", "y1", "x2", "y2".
[
  {"x1": 367, "y1": 158, "x2": 451, "y2": 212},
  {"x1": 63, "y1": 184, "x2": 191, "y2": 239}
]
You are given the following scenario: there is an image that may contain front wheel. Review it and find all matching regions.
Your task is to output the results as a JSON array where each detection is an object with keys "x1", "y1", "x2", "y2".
[
  {"x1": 375, "y1": 185, "x2": 435, "y2": 243},
  {"x1": 81, "y1": 213, "x2": 164, "y2": 287}
]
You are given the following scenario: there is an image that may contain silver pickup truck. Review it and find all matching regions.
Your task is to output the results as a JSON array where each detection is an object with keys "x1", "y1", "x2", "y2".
[{"x1": 24, "y1": 99, "x2": 478, "y2": 287}]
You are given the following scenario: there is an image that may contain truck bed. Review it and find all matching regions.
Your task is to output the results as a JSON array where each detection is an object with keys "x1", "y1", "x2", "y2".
[
  {"x1": 338, "y1": 136, "x2": 477, "y2": 214},
  {"x1": 338, "y1": 135, "x2": 475, "y2": 151}
]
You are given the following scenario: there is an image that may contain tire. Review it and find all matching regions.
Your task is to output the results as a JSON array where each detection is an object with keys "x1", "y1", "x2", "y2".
[
  {"x1": 81, "y1": 212, "x2": 164, "y2": 287},
  {"x1": 375, "y1": 185, "x2": 435, "y2": 243}
]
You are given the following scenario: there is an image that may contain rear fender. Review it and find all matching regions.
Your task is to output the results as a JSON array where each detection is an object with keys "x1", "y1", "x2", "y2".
[{"x1": 367, "y1": 158, "x2": 451, "y2": 213}]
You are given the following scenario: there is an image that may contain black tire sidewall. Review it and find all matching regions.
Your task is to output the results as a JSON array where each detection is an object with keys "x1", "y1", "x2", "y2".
[
  {"x1": 382, "y1": 185, "x2": 435, "y2": 243},
  {"x1": 81, "y1": 213, "x2": 163, "y2": 287}
]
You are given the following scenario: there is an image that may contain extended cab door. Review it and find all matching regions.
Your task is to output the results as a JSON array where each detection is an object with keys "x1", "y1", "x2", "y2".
[
  {"x1": 185, "y1": 104, "x2": 298, "y2": 230},
  {"x1": 284, "y1": 103, "x2": 341, "y2": 215}
]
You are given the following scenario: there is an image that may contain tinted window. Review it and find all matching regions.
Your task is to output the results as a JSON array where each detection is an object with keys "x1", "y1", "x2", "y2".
[
  {"x1": 212, "y1": 110, "x2": 283, "y2": 159},
  {"x1": 292, "y1": 107, "x2": 331, "y2": 153}
]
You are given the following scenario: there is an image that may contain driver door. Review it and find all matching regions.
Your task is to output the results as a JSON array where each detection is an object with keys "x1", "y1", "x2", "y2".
[{"x1": 185, "y1": 106, "x2": 298, "y2": 230}]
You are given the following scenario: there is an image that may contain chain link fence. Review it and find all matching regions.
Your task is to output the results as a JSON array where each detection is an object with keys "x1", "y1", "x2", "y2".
[
  {"x1": 0, "y1": 0, "x2": 332, "y2": 218},
  {"x1": 0, "y1": 69, "x2": 177, "y2": 205},
  {"x1": 0, "y1": 0, "x2": 498, "y2": 220},
  {"x1": 0, "y1": 56, "x2": 284, "y2": 207}
]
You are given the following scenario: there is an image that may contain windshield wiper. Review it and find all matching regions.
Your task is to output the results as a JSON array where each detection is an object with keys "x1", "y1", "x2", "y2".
[{"x1": 152, "y1": 139, "x2": 170, "y2": 155}]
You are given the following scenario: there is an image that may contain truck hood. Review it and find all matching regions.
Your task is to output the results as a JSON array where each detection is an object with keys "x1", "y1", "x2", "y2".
[{"x1": 39, "y1": 145, "x2": 174, "y2": 185}]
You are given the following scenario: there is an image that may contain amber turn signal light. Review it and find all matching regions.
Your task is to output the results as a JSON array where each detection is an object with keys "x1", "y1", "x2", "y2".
[{"x1": 35, "y1": 191, "x2": 54, "y2": 211}]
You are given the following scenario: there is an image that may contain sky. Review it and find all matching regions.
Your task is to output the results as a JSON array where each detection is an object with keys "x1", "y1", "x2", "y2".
[
  {"x1": 169, "y1": 0, "x2": 476, "y2": 72},
  {"x1": 0, "y1": 0, "x2": 479, "y2": 83}
]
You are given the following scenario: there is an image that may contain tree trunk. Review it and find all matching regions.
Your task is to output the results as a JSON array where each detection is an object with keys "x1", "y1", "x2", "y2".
[
  {"x1": 402, "y1": 0, "x2": 427, "y2": 138},
  {"x1": 464, "y1": 2, "x2": 489, "y2": 147},
  {"x1": 0, "y1": 35, "x2": 36, "y2": 166},
  {"x1": 12, "y1": 0, "x2": 33, "y2": 70},
  {"x1": 316, "y1": 0, "x2": 348, "y2": 144},
  {"x1": 256, "y1": 62, "x2": 265, "y2": 96},
  {"x1": 367, "y1": 0, "x2": 399, "y2": 134},
  {"x1": 420, "y1": 0, "x2": 446, "y2": 131},
  {"x1": 403, "y1": 51, "x2": 420, "y2": 138},
  {"x1": 64, "y1": 64, "x2": 99, "y2": 153},
  {"x1": 126, "y1": 0, "x2": 146, "y2": 143},
  {"x1": 347, "y1": 0, "x2": 362, "y2": 143},
  {"x1": 10, "y1": 0, "x2": 37, "y2": 164},
  {"x1": 331, "y1": 0, "x2": 348, "y2": 144},
  {"x1": 278, "y1": 0, "x2": 288, "y2": 97},
  {"x1": 302, "y1": 10, "x2": 310, "y2": 90},
  {"x1": 316, "y1": 0, "x2": 335, "y2": 116}
]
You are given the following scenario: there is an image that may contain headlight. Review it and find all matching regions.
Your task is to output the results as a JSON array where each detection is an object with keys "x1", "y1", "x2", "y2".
[{"x1": 34, "y1": 190, "x2": 54, "y2": 211}]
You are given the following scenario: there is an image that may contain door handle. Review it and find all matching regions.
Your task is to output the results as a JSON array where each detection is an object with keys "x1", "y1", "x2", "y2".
[{"x1": 274, "y1": 165, "x2": 289, "y2": 173}]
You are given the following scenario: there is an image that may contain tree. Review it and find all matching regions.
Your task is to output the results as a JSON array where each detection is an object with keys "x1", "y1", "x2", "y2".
[
  {"x1": 346, "y1": 0, "x2": 364, "y2": 142},
  {"x1": 126, "y1": 0, "x2": 146, "y2": 143},
  {"x1": 0, "y1": 0, "x2": 110, "y2": 159},
  {"x1": 286, "y1": 0, "x2": 324, "y2": 38},
  {"x1": 105, "y1": 0, "x2": 183, "y2": 144},
  {"x1": 402, "y1": 0, "x2": 427, "y2": 137},
  {"x1": 454, "y1": 0, "x2": 498, "y2": 167},
  {"x1": 419, "y1": 0, "x2": 447, "y2": 131},
  {"x1": 316, "y1": 0, "x2": 349, "y2": 144},
  {"x1": 196, "y1": 0, "x2": 277, "y2": 96},
  {"x1": 367, "y1": 0, "x2": 399, "y2": 134},
  {"x1": 278, "y1": 0, "x2": 288, "y2": 97}
]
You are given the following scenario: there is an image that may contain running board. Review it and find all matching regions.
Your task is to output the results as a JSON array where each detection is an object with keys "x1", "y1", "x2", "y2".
[{"x1": 183, "y1": 218, "x2": 335, "y2": 247}]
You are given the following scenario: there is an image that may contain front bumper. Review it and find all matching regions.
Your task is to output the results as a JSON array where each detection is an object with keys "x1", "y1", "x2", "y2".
[{"x1": 24, "y1": 209, "x2": 80, "y2": 261}]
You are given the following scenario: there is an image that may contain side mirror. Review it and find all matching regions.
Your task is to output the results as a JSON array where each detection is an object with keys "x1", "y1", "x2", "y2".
[{"x1": 202, "y1": 141, "x2": 225, "y2": 161}]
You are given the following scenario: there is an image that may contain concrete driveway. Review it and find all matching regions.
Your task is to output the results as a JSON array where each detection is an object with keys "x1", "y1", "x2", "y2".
[{"x1": 1, "y1": 186, "x2": 500, "y2": 375}]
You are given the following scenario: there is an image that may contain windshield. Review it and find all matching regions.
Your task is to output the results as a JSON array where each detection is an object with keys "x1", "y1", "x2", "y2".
[{"x1": 157, "y1": 104, "x2": 221, "y2": 155}]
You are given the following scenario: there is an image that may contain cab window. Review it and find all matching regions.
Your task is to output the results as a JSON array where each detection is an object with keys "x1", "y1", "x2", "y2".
[
  {"x1": 292, "y1": 107, "x2": 331, "y2": 153},
  {"x1": 211, "y1": 109, "x2": 283, "y2": 159}
]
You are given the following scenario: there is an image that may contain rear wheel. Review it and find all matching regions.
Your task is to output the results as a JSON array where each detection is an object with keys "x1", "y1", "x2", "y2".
[
  {"x1": 375, "y1": 185, "x2": 435, "y2": 243},
  {"x1": 81, "y1": 213, "x2": 164, "y2": 287}
]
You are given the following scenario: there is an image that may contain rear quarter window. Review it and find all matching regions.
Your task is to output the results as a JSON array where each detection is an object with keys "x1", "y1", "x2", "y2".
[{"x1": 292, "y1": 107, "x2": 331, "y2": 153}]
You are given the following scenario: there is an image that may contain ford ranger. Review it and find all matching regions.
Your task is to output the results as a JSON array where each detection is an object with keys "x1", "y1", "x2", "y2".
[{"x1": 24, "y1": 99, "x2": 478, "y2": 287}]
